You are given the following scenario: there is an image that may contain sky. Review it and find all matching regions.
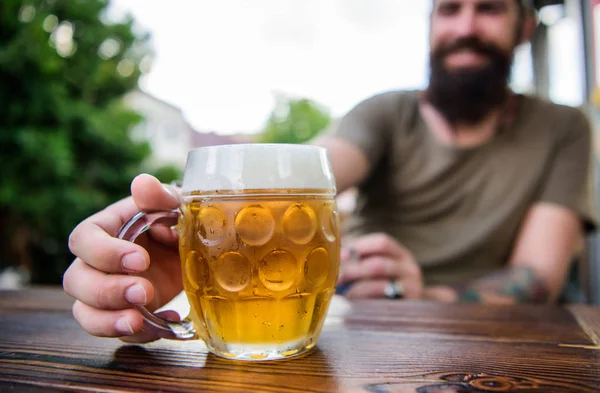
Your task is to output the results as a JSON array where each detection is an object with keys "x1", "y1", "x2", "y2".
[{"x1": 108, "y1": 0, "x2": 431, "y2": 135}]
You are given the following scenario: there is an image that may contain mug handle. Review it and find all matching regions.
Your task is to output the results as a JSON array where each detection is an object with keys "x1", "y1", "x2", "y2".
[{"x1": 117, "y1": 210, "x2": 197, "y2": 340}]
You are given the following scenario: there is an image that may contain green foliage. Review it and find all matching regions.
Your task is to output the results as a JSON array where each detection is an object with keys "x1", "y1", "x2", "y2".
[
  {"x1": 0, "y1": 0, "x2": 164, "y2": 284},
  {"x1": 151, "y1": 165, "x2": 183, "y2": 185},
  {"x1": 257, "y1": 94, "x2": 331, "y2": 144}
]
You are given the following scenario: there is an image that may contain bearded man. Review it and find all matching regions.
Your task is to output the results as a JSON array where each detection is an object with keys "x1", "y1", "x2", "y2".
[{"x1": 321, "y1": 0, "x2": 596, "y2": 303}]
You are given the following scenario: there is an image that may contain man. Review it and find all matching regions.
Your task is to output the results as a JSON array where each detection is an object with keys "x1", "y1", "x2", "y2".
[
  {"x1": 64, "y1": 0, "x2": 595, "y2": 341},
  {"x1": 322, "y1": 0, "x2": 591, "y2": 302},
  {"x1": 323, "y1": 0, "x2": 595, "y2": 304}
]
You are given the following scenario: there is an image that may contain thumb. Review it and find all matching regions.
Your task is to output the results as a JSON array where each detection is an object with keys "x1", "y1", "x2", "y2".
[{"x1": 131, "y1": 174, "x2": 180, "y2": 211}]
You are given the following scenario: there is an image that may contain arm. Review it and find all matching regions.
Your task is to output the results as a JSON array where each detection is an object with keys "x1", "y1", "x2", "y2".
[
  {"x1": 311, "y1": 135, "x2": 370, "y2": 193},
  {"x1": 310, "y1": 92, "x2": 397, "y2": 193},
  {"x1": 425, "y1": 107, "x2": 595, "y2": 304},
  {"x1": 424, "y1": 202, "x2": 583, "y2": 304}
]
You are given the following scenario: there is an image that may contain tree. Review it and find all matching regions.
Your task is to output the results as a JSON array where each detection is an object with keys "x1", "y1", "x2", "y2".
[
  {"x1": 257, "y1": 94, "x2": 331, "y2": 144},
  {"x1": 0, "y1": 0, "x2": 179, "y2": 284}
]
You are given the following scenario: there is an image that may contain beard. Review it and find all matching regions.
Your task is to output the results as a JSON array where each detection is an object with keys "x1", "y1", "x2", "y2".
[{"x1": 426, "y1": 36, "x2": 514, "y2": 125}]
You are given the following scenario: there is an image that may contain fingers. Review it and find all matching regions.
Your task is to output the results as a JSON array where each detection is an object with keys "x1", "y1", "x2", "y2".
[
  {"x1": 344, "y1": 279, "x2": 389, "y2": 299},
  {"x1": 131, "y1": 173, "x2": 180, "y2": 211},
  {"x1": 68, "y1": 174, "x2": 179, "y2": 274},
  {"x1": 65, "y1": 173, "x2": 183, "y2": 343},
  {"x1": 69, "y1": 221, "x2": 151, "y2": 274},
  {"x1": 338, "y1": 255, "x2": 422, "y2": 299},
  {"x1": 119, "y1": 311, "x2": 181, "y2": 344},
  {"x1": 343, "y1": 276, "x2": 422, "y2": 299},
  {"x1": 72, "y1": 300, "x2": 180, "y2": 343},
  {"x1": 339, "y1": 255, "x2": 420, "y2": 285},
  {"x1": 352, "y1": 232, "x2": 412, "y2": 259},
  {"x1": 337, "y1": 232, "x2": 423, "y2": 299},
  {"x1": 132, "y1": 174, "x2": 181, "y2": 246},
  {"x1": 63, "y1": 258, "x2": 155, "y2": 310},
  {"x1": 72, "y1": 300, "x2": 145, "y2": 338},
  {"x1": 68, "y1": 196, "x2": 152, "y2": 273}
]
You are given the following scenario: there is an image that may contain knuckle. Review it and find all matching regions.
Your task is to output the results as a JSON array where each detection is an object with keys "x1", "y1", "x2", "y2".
[
  {"x1": 71, "y1": 301, "x2": 86, "y2": 326},
  {"x1": 372, "y1": 233, "x2": 393, "y2": 252},
  {"x1": 72, "y1": 301, "x2": 110, "y2": 337},
  {"x1": 62, "y1": 265, "x2": 74, "y2": 297},
  {"x1": 373, "y1": 232, "x2": 389, "y2": 243},
  {"x1": 368, "y1": 258, "x2": 389, "y2": 276},
  {"x1": 407, "y1": 262, "x2": 421, "y2": 278},
  {"x1": 96, "y1": 278, "x2": 119, "y2": 309},
  {"x1": 407, "y1": 280, "x2": 423, "y2": 299},
  {"x1": 67, "y1": 225, "x2": 83, "y2": 253}
]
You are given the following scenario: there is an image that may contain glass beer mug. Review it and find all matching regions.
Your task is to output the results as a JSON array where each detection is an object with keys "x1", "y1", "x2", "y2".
[{"x1": 118, "y1": 144, "x2": 340, "y2": 361}]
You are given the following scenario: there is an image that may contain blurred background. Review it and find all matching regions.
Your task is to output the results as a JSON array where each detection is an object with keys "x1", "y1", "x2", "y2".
[{"x1": 1, "y1": 0, "x2": 599, "y2": 290}]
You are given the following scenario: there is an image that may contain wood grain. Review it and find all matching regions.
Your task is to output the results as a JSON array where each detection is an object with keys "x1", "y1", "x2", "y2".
[
  {"x1": 568, "y1": 304, "x2": 600, "y2": 347},
  {"x1": 1, "y1": 287, "x2": 599, "y2": 392}
]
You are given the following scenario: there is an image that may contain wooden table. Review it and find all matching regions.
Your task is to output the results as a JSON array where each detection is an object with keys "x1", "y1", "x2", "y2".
[{"x1": 1, "y1": 287, "x2": 599, "y2": 392}]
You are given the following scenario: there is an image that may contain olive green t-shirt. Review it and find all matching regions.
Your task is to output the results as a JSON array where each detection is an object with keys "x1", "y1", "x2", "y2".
[{"x1": 333, "y1": 90, "x2": 596, "y2": 286}]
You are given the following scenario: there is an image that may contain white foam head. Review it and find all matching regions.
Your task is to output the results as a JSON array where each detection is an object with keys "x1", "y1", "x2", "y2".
[{"x1": 181, "y1": 144, "x2": 336, "y2": 194}]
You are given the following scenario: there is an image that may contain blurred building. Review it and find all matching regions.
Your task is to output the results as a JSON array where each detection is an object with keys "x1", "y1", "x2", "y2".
[
  {"x1": 190, "y1": 130, "x2": 256, "y2": 148},
  {"x1": 124, "y1": 90, "x2": 256, "y2": 169},
  {"x1": 124, "y1": 90, "x2": 194, "y2": 169}
]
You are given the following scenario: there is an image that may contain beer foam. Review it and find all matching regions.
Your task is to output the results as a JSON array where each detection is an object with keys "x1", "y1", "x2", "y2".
[{"x1": 181, "y1": 144, "x2": 336, "y2": 194}]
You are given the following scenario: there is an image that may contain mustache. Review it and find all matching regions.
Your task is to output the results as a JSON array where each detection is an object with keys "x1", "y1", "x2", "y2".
[{"x1": 432, "y1": 36, "x2": 506, "y2": 60}]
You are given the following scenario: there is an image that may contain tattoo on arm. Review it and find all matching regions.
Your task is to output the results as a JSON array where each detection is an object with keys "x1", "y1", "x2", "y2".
[{"x1": 455, "y1": 266, "x2": 550, "y2": 304}]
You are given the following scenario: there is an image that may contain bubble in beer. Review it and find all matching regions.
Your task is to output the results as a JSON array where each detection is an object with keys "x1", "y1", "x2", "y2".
[
  {"x1": 215, "y1": 252, "x2": 251, "y2": 291},
  {"x1": 197, "y1": 207, "x2": 226, "y2": 246},
  {"x1": 283, "y1": 204, "x2": 317, "y2": 245},
  {"x1": 320, "y1": 204, "x2": 338, "y2": 242},
  {"x1": 184, "y1": 251, "x2": 208, "y2": 290},
  {"x1": 259, "y1": 250, "x2": 298, "y2": 291},
  {"x1": 235, "y1": 205, "x2": 275, "y2": 246},
  {"x1": 304, "y1": 247, "x2": 330, "y2": 287}
]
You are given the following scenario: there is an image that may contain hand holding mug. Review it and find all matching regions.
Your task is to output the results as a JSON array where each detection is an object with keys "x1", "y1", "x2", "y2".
[{"x1": 66, "y1": 144, "x2": 341, "y2": 361}]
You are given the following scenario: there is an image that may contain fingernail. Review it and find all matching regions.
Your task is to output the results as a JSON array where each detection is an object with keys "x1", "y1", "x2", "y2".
[
  {"x1": 162, "y1": 184, "x2": 180, "y2": 203},
  {"x1": 125, "y1": 284, "x2": 147, "y2": 305},
  {"x1": 122, "y1": 252, "x2": 146, "y2": 272},
  {"x1": 115, "y1": 316, "x2": 135, "y2": 336}
]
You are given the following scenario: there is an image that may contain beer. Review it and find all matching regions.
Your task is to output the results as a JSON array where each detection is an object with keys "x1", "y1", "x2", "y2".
[{"x1": 179, "y1": 189, "x2": 340, "y2": 359}]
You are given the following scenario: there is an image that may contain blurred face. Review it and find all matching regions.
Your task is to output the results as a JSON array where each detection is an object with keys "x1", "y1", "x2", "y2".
[
  {"x1": 426, "y1": 0, "x2": 524, "y2": 125},
  {"x1": 430, "y1": 0, "x2": 521, "y2": 71}
]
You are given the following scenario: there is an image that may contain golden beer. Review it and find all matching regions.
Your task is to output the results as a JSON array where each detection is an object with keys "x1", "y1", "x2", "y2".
[
  {"x1": 178, "y1": 189, "x2": 340, "y2": 359},
  {"x1": 118, "y1": 144, "x2": 339, "y2": 360}
]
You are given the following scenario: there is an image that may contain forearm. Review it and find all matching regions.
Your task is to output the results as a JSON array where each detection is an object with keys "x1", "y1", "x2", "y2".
[{"x1": 423, "y1": 266, "x2": 552, "y2": 304}]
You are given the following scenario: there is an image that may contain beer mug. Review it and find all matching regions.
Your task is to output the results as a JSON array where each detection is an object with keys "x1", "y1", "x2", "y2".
[{"x1": 117, "y1": 144, "x2": 341, "y2": 361}]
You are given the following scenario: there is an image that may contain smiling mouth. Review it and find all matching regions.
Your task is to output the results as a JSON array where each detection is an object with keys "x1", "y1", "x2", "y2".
[{"x1": 444, "y1": 50, "x2": 490, "y2": 68}]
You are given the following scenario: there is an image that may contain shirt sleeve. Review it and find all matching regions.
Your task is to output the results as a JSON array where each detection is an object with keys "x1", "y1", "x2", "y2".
[
  {"x1": 537, "y1": 109, "x2": 597, "y2": 232},
  {"x1": 330, "y1": 92, "x2": 396, "y2": 169}
]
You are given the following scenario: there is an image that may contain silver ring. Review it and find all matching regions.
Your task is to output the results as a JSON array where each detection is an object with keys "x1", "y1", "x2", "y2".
[{"x1": 384, "y1": 279, "x2": 404, "y2": 299}]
